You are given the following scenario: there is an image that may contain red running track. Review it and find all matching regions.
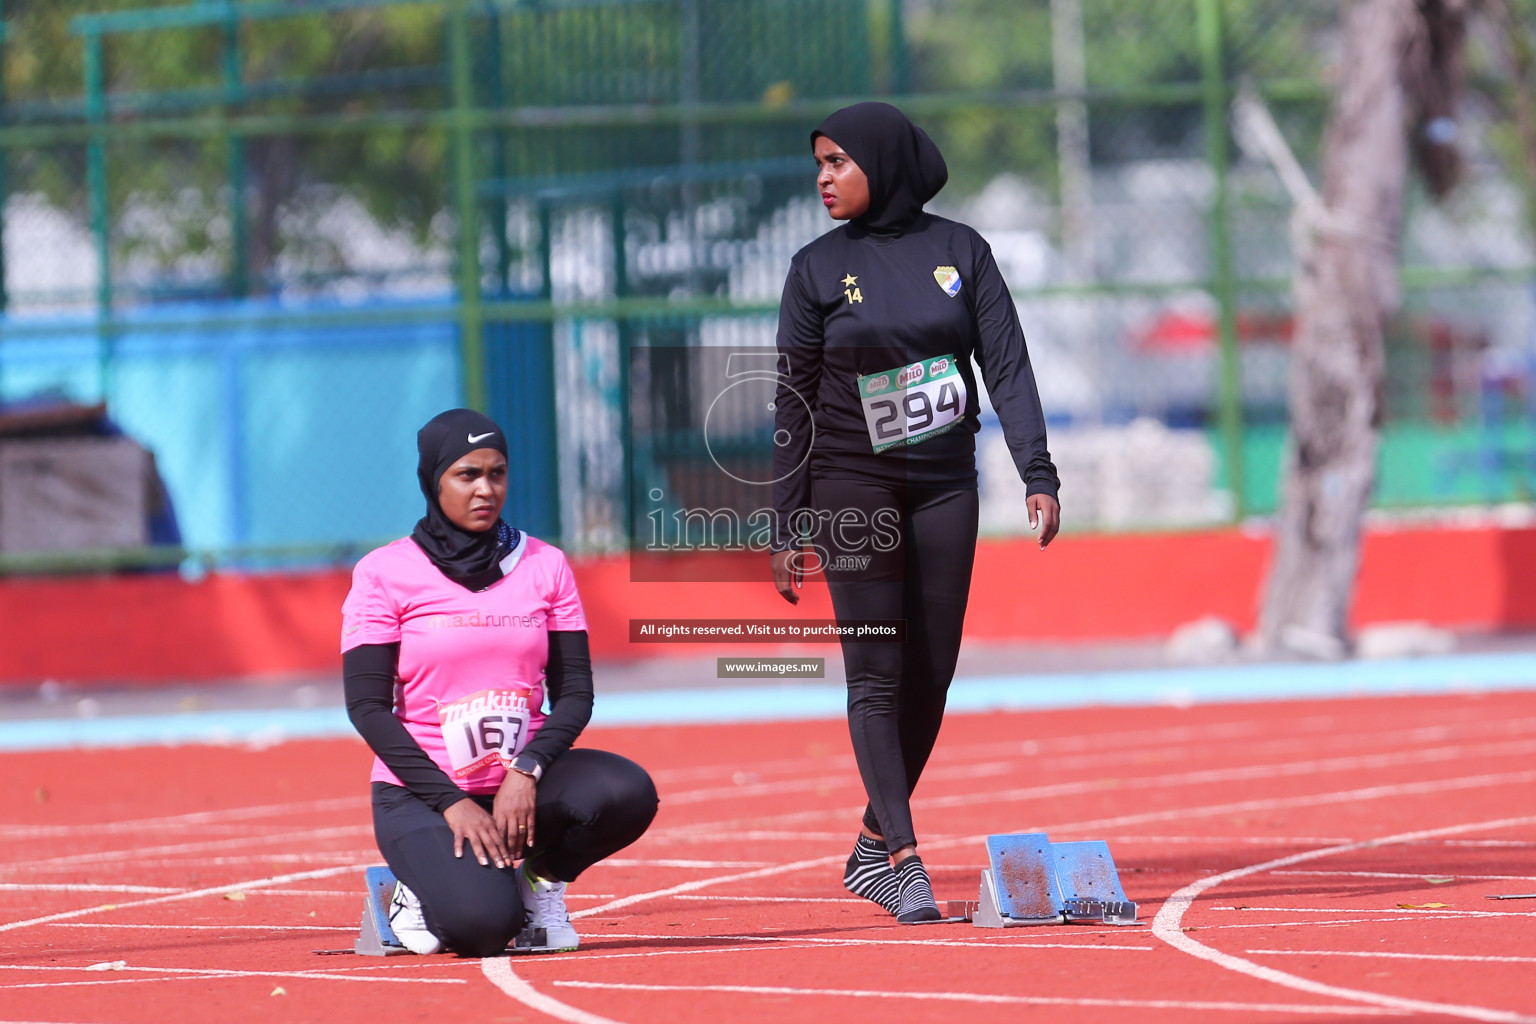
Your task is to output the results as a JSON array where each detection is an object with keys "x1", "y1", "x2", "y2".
[{"x1": 3, "y1": 692, "x2": 1536, "y2": 1024}]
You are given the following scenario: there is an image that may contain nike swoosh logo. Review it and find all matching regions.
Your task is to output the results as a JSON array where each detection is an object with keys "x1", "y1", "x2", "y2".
[{"x1": 467, "y1": 431, "x2": 496, "y2": 443}]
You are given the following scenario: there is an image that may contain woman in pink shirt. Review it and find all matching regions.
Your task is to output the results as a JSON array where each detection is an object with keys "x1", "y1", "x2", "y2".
[{"x1": 343, "y1": 408, "x2": 657, "y2": 956}]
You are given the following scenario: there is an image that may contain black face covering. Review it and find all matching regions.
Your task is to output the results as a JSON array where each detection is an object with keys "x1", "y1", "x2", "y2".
[
  {"x1": 812, "y1": 101, "x2": 948, "y2": 235},
  {"x1": 410, "y1": 408, "x2": 519, "y2": 591}
]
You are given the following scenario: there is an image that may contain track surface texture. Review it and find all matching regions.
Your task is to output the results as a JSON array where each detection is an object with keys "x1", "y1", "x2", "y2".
[{"x1": 3, "y1": 691, "x2": 1535, "y2": 1024}]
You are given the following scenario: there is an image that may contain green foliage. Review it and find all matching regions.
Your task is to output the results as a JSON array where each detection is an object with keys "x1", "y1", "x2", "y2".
[
  {"x1": 1, "y1": 0, "x2": 882, "y2": 294},
  {"x1": 903, "y1": 0, "x2": 1334, "y2": 199}
]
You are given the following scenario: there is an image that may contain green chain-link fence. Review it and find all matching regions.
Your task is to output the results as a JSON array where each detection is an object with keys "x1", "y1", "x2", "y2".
[{"x1": 0, "y1": 0, "x2": 1532, "y2": 572}]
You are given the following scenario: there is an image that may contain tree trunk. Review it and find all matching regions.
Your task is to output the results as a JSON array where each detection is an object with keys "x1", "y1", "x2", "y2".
[{"x1": 1256, "y1": 0, "x2": 1468, "y2": 656}]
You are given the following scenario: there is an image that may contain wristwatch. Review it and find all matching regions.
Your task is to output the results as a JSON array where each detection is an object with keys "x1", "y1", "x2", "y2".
[{"x1": 510, "y1": 754, "x2": 543, "y2": 782}]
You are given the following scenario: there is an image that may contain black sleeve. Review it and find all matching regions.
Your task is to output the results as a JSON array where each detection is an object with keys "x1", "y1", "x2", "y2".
[
  {"x1": 969, "y1": 238, "x2": 1061, "y2": 500},
  {"x1": 343, "y1": 643, "x2": 469, "y2": 814},
  {"x1": 518, "y1": 630, "x2": 594, "y2": 770},
  {"x1": 771, "y1": 257, "x2": 826, "y2": 550}
]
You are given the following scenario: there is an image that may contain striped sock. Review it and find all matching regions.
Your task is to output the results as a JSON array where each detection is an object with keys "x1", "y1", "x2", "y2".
[
  {"x1": 894, "y1": 854, "x2": 941, "y2": 923},
  {"x1": 843, "y1": 834, "x2": 901, "y2": 914}
]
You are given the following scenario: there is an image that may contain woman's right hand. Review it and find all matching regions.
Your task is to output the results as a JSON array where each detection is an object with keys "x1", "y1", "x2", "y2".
[
  {"x1": 770, "y1": 548, "x2": 804, "y2": 604},
  {"x1": 443, "y1": 797, "x2": 512, "y2": 869}
]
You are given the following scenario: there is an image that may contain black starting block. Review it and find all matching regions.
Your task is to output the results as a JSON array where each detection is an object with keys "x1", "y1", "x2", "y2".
[
  {"x1": 355, "y1": 865, "x2": 411, "y2": 956},
  {"x1": 960, "y1": 833, "x2": 1139, "y2": 928}
]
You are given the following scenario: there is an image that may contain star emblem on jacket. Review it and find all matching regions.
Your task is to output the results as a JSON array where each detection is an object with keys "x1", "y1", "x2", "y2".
[{"x1": 841, "y1": 273, "x2": 863, "y2": 304}]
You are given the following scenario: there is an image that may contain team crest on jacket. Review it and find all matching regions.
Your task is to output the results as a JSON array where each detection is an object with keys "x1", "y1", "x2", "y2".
[{"x1": 933, "y1": 266, "x2": 961, "y2": 297}]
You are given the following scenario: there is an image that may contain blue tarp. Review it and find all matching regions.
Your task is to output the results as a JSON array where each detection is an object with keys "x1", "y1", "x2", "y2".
[{"x1": 0, "y1": 298, "x2": 461, "y2": 554}]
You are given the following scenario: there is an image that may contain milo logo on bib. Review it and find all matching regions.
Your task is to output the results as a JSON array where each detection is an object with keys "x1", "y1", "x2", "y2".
[{"x1": 856, "y1": 354, "x2": 968, "y2": 454}]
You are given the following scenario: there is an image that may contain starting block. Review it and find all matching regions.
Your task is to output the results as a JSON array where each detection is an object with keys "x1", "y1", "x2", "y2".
[
  {"x1": 355, "y1": 866, "x2": 411, "y2": 955},
  {"x1": 965, "y1": 833, "x2": 1138, "y2": 928},
  {"x1": 347, "y1": 864, "x2": 561, "y2": 956}
]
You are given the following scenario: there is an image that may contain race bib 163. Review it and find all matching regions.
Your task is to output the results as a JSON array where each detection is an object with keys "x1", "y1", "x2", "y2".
[{"x1": 438, "y1": 688, "x2": 533, "y2": 778}]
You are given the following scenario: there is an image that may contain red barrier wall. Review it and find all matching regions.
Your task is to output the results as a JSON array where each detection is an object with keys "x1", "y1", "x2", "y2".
[{"x1": 0, "y1": 523, "x2": 1528, "y2": 685}]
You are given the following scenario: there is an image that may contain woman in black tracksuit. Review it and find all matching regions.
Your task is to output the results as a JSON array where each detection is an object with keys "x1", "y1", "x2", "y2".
[{"x1": 769, "y1": 102, "x2": 1060, "y2": 923}]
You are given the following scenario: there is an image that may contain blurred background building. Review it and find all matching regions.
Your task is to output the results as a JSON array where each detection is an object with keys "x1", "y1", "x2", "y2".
[{"x1": 0, "y1": 0, "x2": 1532, "y2": 573}]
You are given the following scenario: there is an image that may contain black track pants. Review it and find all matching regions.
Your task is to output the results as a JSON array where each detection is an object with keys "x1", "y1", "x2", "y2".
[
  {"x1": 371, "y1": 748, "x2": 658, "y2": 957},
  {"x1": 811, "y1": 476, "x2": 978, "y2": 854}
]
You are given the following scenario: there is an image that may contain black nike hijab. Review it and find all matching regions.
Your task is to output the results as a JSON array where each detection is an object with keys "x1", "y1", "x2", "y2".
[
  {"x1": 411, "y1": 408, "x2": 519, "y2": 591},
  {"x1": 812, "y1": 101, "x2": 948, "y2": 234}
]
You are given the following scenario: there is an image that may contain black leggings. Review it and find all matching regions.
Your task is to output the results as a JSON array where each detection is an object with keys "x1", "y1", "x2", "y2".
[
  {"x1": 371, "y1": 748, "x2": 658, "y2": 957},
  {"x1": 812, "y1": 476, "x2": 978, "y2": 855}
]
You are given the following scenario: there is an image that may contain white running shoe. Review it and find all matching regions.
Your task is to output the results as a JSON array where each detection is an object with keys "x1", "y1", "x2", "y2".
[
  {"x1": 387, "y1": 881, "x2": 443, "y2": 955},
  {"x1": 515, "y1": 865, "x2": 579, "y2": 952}
]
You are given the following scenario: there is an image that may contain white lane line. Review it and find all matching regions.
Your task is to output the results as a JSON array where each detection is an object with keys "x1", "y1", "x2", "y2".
[
  {"x1": 519, "y1": 945, "x2": 800, "y2": 964},
  {"x1": 0, "y1": 797, "x2": 361, "y2": 840},
  {"x1": 660, "y1": 757, "x2": 1536, "y2": 838},
  {"x1": 482, "y1": 957, "x2": 625, "y2": 1024},
  {"x1": 1270, "y1": 870, "x2": 1536, "y2": 882},
  {"x1": 645, "y1": 831, "x2": 1334, "y2": 849},
  {"x1": 549, "y1": 980, "x2": 1394, "y2": 1015},
  {"x1": 239, "y1": 889, "x2": 364, "y2": 897},
  {"x1": 643, "y1": 831, "x2": 968, "y2": 847},
  {"x1": 689, "y1": 831, "x2": 851, "y2": 841},
  {"x1": 640, "y1": 715, "x2": 1278, "y2": 785},
  {"x1": 1051, "y1": 769, "x2": 1536, "y2": 840},
  {"x1": 0, "y1": 825, "x2": 372, "y2": 874},
  {"x1": 0, "y1": 884, "x2": 181, "y2": 894},
  {"x1": 653, "y1": 714, "x2": 1536, "y2": 823},
  {"x1": 586, "y1": 932, "x2": 1152, "y2": 951},
  {"x1": 916, "y1": 737, "x2": 1536, "y2": 813},
  {"x1": 0, "y1": 963, "x2": 466, "y2": 985},
  {"x1": 19, "y1": 853, "x2": 372, "y2": 873},
  {"x1": 1250, "y1": 949, "x2": 1536, "y2": 964},
  {"x1": 1101, "y1": 836, "x2": 1355, "y2": 846},
  {"x1": 46, "y1": 923, "x2": 353, "y2": 932},
  {"x1": 647, "y1": 705, "x2": 1532, "y2": 788},
  {"x1": 1209, "y1": 906, "x2": 1532, "y2": 919},
  {"x1": 1190, "y1": 916, "x2": 1465, "y2": 931},
  {"x1": 669, "y1": 895, "x2": 864, "y2": 904},
  {"x1": 1152, "y1": 814, "x2": 1536, "y2": 1024},
  {"x1": 600, "y1": 859, "x2": 773, "y2": 869},
  {"x1": 570, "y1": 853, "x2": 847, "y2": 920},
  {"x1": 662, "y1": 760, "x2": 1016, "y2": 806},
  {"x1": 0, "y1": 864, "x2": 366, "y2": 934},
  {"x1": 520, "y1": 936, "x2": 1148, "y2": 965},
  {"x1": 579, "y1": 769, "x2": 1536, "y2": 925},
  {"x1": 0, "y1": 979, "x2": 189, "y2": 991},
  {"x1": 509, "y1": 771, "x2": 1536, "y2": 1024}
]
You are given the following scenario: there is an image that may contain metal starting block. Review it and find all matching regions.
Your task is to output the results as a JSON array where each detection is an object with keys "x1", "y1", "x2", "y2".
[
  {"x1": 347, "y1": 865, "x2": 560, "y2": 956},
  {"x1": 966, "y1": 833, "x2": 1139, "y2": 928},
  {"x1": 510, "y1": 925, "x2": 550, "y2": 952},
  {"x1": 355, "y1": 865, "x2": 411, "y2": 956}
]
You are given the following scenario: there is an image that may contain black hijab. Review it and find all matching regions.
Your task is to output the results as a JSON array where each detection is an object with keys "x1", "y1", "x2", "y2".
[
  {"x1": 812, "y1": 102, "x2": 948, "y2": 235},
  {"x1": 410, "y1": 408, "x2": 520, "y2": 591}
]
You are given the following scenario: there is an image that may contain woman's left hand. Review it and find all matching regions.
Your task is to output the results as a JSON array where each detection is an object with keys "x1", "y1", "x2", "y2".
[
  {"x1": 1028, "y1": 493, "x2": 1061, "y2": 550},
  {"x1": 493, "y1": 771, "x2": 538, "y2": 857}
]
